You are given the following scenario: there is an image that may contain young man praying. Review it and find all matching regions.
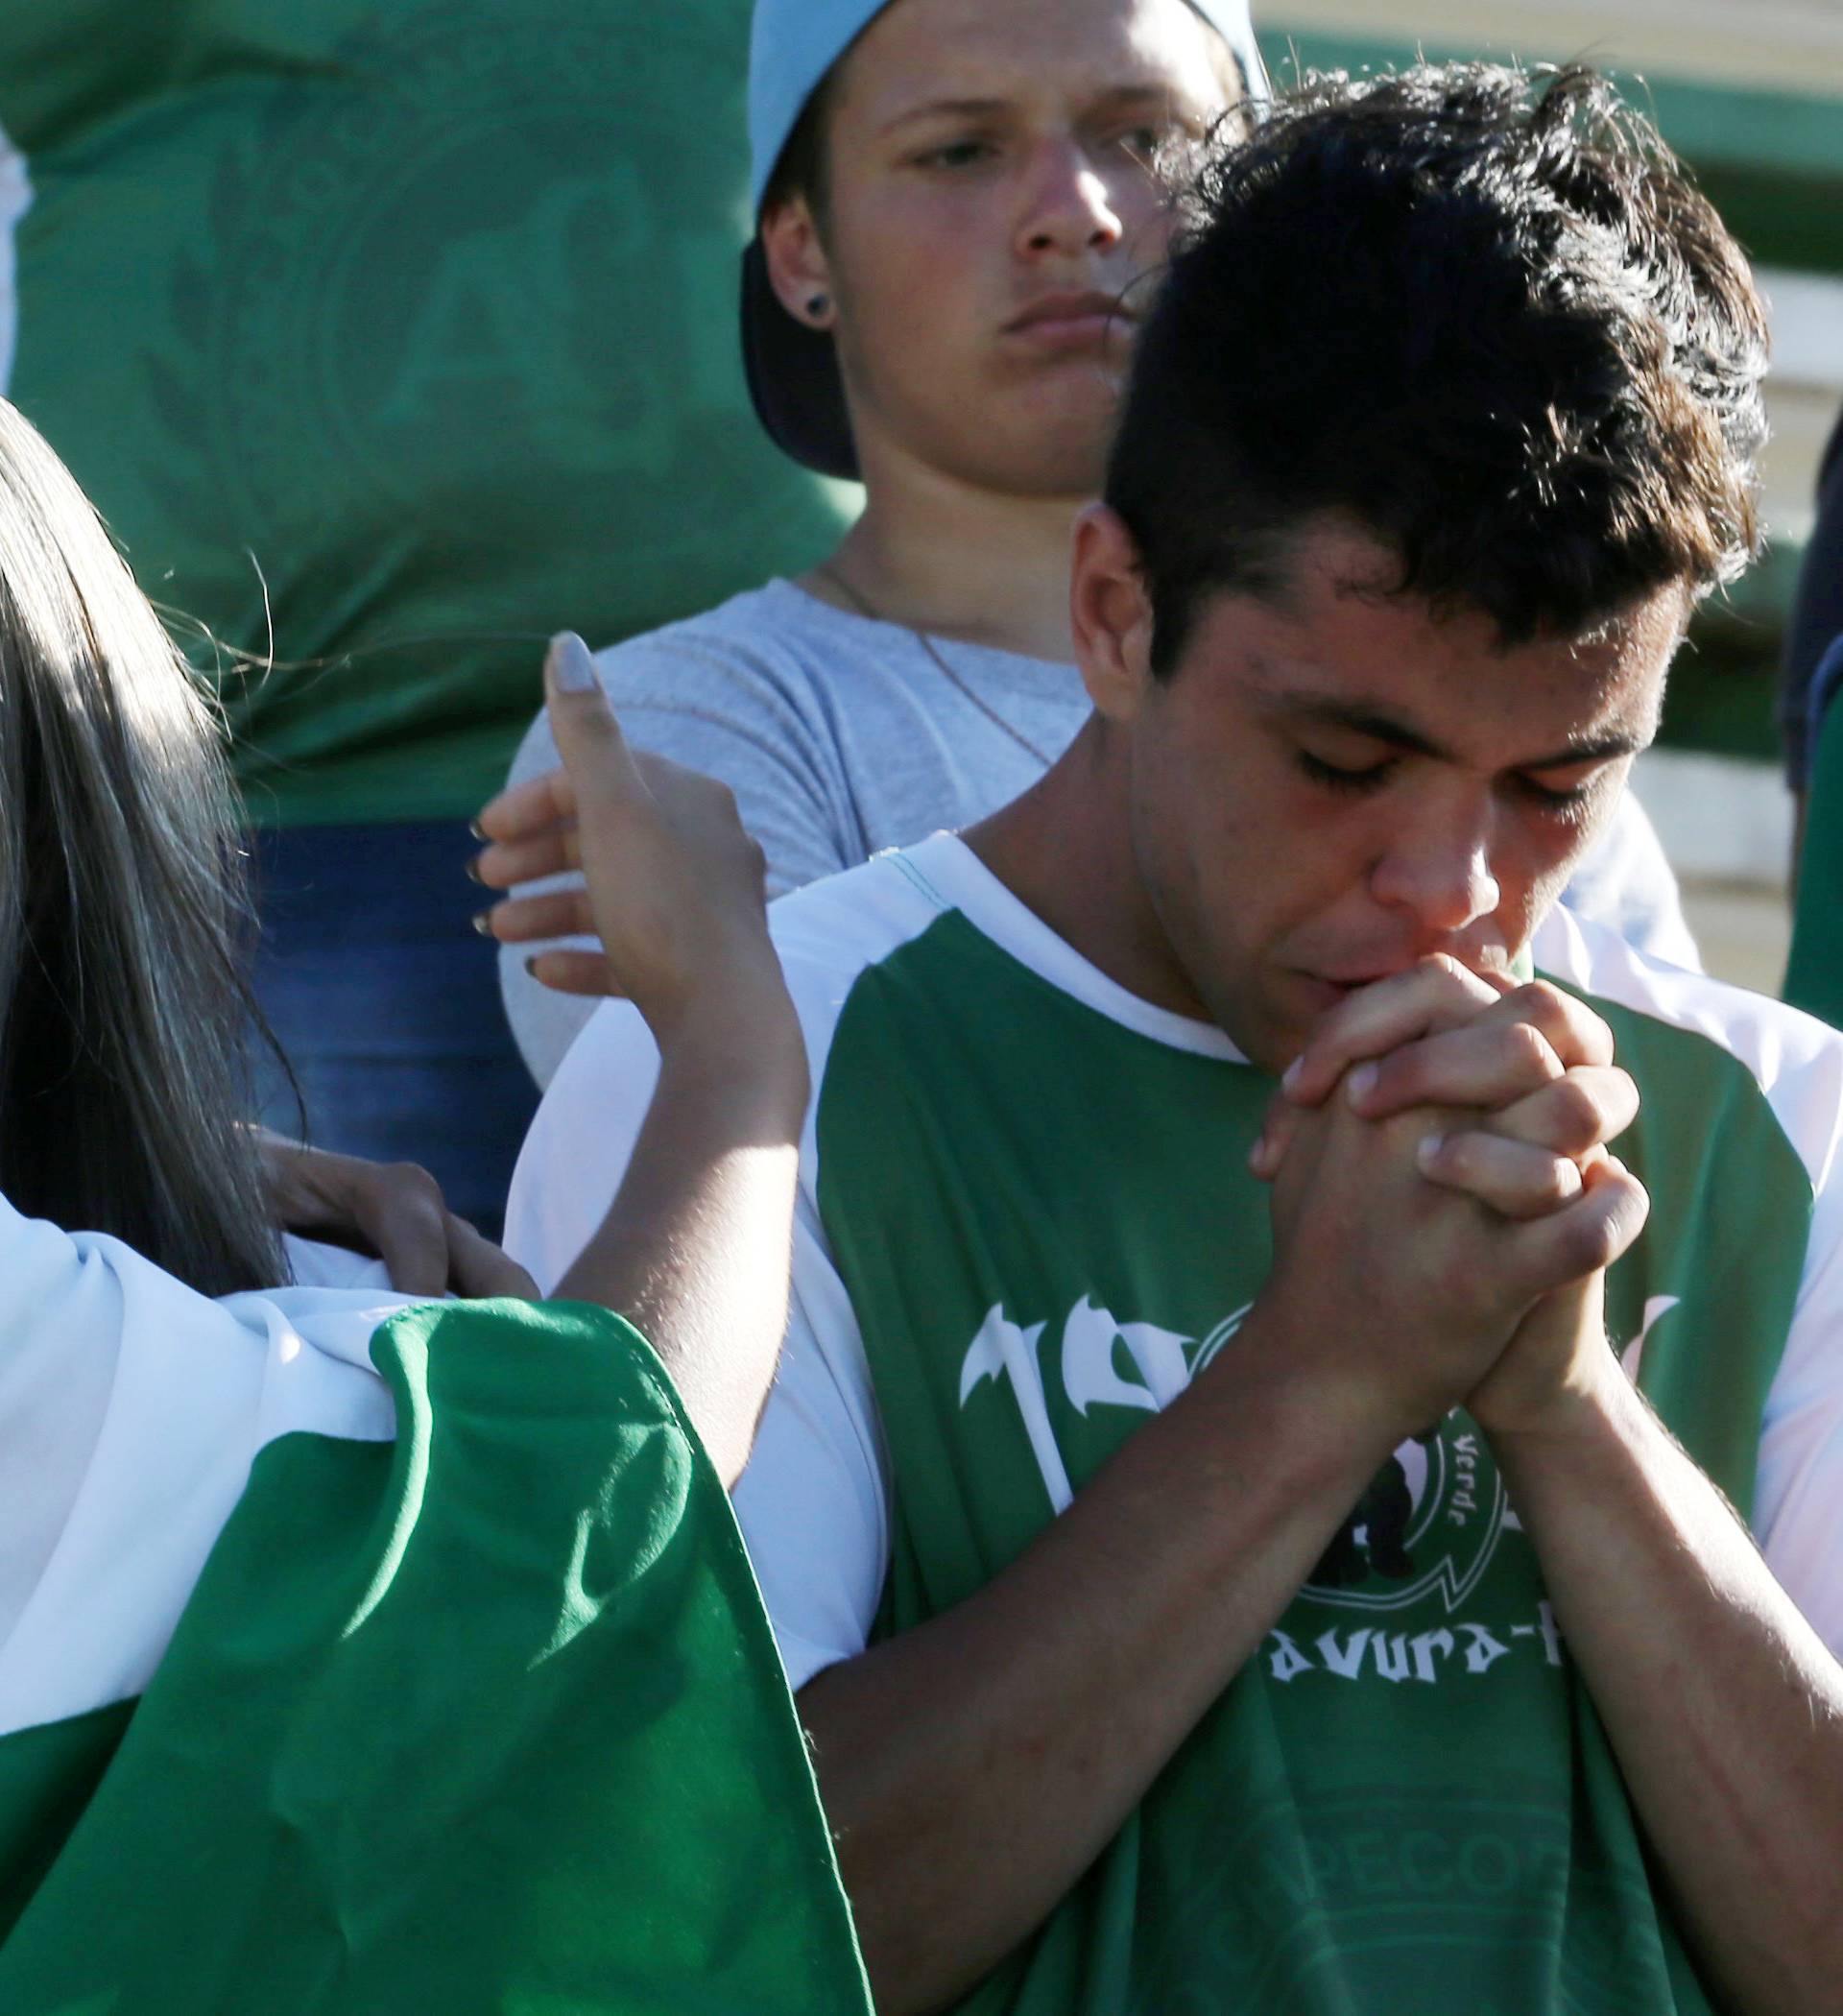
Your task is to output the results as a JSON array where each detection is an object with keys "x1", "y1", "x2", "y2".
[{"x1": 506, "y1": 63, "x2": 1843, "y2": 2016}]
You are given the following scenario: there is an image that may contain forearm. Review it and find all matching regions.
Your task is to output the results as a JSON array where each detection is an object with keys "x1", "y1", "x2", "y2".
[
  {"x1": 1494, "y1": 1371, "x2": 1843, "y2": 2013},
  {"x1": 556, "y1": 1001, "x2": 808, "y2": 1486},
  {"x1": 800, "y1": 1332, "x2": 1392, "y2": 2015}
]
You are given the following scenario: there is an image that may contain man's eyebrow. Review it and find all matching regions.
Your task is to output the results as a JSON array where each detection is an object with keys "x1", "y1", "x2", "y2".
[
  {"x1": 1086, "y1": 84, "x2": 1189, "y2": 114},
  {"x1": 1272, "y1": 694, "x2": 1646, "y2": 768},
  {"x1": 881, "y1": 84, "x2": 1178, "y2": 135},
  {"x1": 1515, "y1": 732, "x2": 1649, "y2": 770},
  {"x1": 881, "y1": 97, "x2": 1013, "y2": 133},
  {"x1": 1271, "y1": 696, "x2": 1450, "y2": 760}
]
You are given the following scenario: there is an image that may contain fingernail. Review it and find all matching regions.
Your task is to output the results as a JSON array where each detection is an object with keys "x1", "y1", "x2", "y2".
[
  {"x1": 1281, "y1": 1056, "x2": 1304, "y2": 1094},
  {"x1": 1347, "y1": 1062, "x2": 1378, "y2": 1105},
  {"x1": 467, "y1": 817, "x2": 487, "y2": 841},
  {"x1": 525, "y1": 955, "x2": 542, "y2": 977},
  {"x1": 470, "y1": 910, "x2": 494, "y2": 938},
  {"x1": 1416, "y1": 1133, "x2": 1444, "y2": 1171},
  {"x1": 464, "y1": 856, "x2": 485, "y2": 885},
  {"x1": 548, "y1": 631, "x2": 597, "y2": 694}
]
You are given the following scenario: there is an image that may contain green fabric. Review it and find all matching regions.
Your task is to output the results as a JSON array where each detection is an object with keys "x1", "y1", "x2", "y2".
[
  {"x1": 0, "y1": 1299, "x2": 872, "y2": 2014},
  {"x1": 815, "y1": 910, "x2": 1809, "y2": 2014},
  {"x1": 0, "y1": 0, "x2": 851, "y2": 827},
  {"x1": 1784, "y1": 696, "x2": 1843, "y2": 1027}
]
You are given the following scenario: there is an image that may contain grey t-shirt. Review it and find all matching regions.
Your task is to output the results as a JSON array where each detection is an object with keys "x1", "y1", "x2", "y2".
[{"x1": 499, "y1": 578, "x2": 1697, "y2": 1086}]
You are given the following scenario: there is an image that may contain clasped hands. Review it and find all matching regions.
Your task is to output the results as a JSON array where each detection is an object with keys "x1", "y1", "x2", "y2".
[{"x1": 1247, "y1": 956, "x2": 1650, "y2": 1451}]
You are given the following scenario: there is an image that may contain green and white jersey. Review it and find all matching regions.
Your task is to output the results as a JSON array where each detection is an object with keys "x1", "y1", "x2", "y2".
[
  {"x1": 511, "y1": 832, "x2": 1843, "y2": 2015},
  {"x1": 0, "y1": 1197, "x2": 871, "y2": 2012}
]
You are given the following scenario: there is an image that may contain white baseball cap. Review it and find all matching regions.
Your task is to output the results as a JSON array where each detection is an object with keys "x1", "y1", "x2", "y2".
[{"x1": 740, "y1": 0, "x2": 1268, "y2": 478}]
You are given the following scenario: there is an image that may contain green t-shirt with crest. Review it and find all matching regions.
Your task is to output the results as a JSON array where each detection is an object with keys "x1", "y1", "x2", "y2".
[
  {"x1": 510, "y1": 831, "x2": 1843, "y2": 2015},
  {"x1": 0, "y1": 0, "x2": 850, "y2": 826}
]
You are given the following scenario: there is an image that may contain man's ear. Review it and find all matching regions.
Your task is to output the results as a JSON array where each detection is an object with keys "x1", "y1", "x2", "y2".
[
  {"x1": 761, "y1": 196, "x2": 836, "y2": 330},
  {"x1": 1070, "y1": 505, "x2": 1157, "y2": 723}
]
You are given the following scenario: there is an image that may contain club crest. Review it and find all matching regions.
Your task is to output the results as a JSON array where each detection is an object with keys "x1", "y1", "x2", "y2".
[{"x1": 959, "y1": 1295, "x2": 1510, "y2": 1613}]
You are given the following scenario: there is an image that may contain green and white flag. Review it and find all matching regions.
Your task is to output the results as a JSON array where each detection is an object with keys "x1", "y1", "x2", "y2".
[{"x1": 0, "y1": 1198, "x2": 871, "y2": 2012}]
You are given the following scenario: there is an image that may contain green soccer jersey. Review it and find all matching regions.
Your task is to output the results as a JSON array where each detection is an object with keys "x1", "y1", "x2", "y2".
[
  {"x1": 0, "y1": 0, "x2": 850, "y2": 828},
  {"x1": 510, "y1": 833, "x2": 1843, "y2": 2015}
]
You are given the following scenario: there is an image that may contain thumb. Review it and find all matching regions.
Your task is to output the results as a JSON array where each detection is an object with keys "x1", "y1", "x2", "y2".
[
  {"x1": 544, "y1": 633, "x2": 637, "y2": 796},
  {"x1": 1248, "y1": 1088, "x2": 1304, "y2": 1181}
]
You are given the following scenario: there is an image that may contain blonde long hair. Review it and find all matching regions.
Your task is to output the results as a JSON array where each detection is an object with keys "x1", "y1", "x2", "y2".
[{"x1": 0, "y1": 397, "x2": 282, "y2": 1292}]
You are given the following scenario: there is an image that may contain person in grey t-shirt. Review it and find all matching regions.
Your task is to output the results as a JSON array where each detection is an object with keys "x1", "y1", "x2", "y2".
[{"x1": 491, "y1": 0, "x2": 1696, "y2": 1088}]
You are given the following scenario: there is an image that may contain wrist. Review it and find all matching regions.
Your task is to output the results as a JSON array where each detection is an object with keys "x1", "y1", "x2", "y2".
[
  {"x1": 1477, "y1": 1339, "x2": 1635, "y2": 1466},
  {"x1": 1239, "y1": 1269, "x2": 1470, "y2": 1469},
  {"x1": 648, "y1": 944, "x2": 794, "y2": 1042},
  {"x1": 654, "y1": 988, "x2": 809, "y2": 1121},
  {"x1": 1197, "y1": 1297, "x2": 1422, "y2": 1491}
]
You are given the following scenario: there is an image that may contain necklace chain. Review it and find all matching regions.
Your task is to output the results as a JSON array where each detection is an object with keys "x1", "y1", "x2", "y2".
[{"x1": 815, "y1": 561, "x2": 1059, "y2": 771}]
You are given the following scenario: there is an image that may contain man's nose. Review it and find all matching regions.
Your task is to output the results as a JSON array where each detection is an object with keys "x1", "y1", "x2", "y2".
[
  {"x1": 1370, "y1": 819, "x2": 1503, "y2": 936},
  {"x1": 1017, "y1": 138, "x2": 1125, "y2": 258}
]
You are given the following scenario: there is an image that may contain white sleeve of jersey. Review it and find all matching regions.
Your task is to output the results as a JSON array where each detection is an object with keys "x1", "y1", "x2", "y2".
[
  {"x1": 732, "y1": 1204, "x2": 892, "y2": 1692},
  {"x1": 1533, "y1": 901, "x2": 1843, "y2": 1656},
  {"x1": 1756, "y1": 1123, "x2": 1843, "y2": 1659},
  {"x1": 504, "y1": 939, "x2": 897, "y2": 1689},
  {"x1": 503, "y1": 996, "x2": 660, "y2": 1295}
]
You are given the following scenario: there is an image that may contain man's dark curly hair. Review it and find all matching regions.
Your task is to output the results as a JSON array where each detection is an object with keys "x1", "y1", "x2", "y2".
[{"x1": 1108, "y1": 62, "x2": 1770, "y2": 676}]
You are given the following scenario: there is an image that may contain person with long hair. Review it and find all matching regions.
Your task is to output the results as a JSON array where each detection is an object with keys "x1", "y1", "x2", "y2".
[
  {"x1": 0, "y1": 393, "x2": 529, "y2": 1299},
  {"x1": 0, "y1": 391, "x2": 290, "y2": 1293},
  {"x1": 0, "y1": 396, "x2": 870, "y2": 2012}
]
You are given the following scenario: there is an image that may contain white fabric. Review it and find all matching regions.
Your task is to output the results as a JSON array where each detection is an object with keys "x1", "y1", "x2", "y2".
[
  {"x1": 506, "y1": 833, "x2": 1843, "y2": 1689},
  {"x1": 0, "y1": 1203, "x2": 417, "y2": 1736},
  {"x1": 282, "y1": 1235, "x2": 398, "y2": 1292},
  {"x1": 496, "y1": 579, "x2": 1697, "y2": 1088}
]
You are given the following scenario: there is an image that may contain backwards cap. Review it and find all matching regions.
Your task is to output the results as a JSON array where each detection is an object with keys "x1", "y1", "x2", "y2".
[{"x1": 741, "y1": 0, "x2": 1268, "y2": 478}]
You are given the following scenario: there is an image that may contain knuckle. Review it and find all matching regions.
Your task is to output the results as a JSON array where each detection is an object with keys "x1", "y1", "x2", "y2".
[
  {"x1": 1506, "y1": 980, "x2": 1569, "y2": 1042},
  {"x1": 1426, "y1": 952, "x2": 1473, "y2": 993},
  {"x1": 1540, "y1": 981, "x2": 1613, "y2": 1059},
  {"x1": 1501, "y1": 1020, "x2": 1560, "y2": 1079},
  {"x1": 1572, "y1": 999, "x2": 1616, "y2": 1057},
  {"x1": 1367, "y1": 1049, "x2": 1423, "y2": 1104},
  {"x1": 385, "y1": 1161, "x2": 443, "y2": 1204},
  {"x1": 1505, "y1": 978, "x2": 1599, "y2": 1058},
  {"x1": 1560, "y1": 1209, "x2": 1618, "y2": 1276},
  {"x1": 1546, "y1": 1077, "x2": 1603, "y2": 1143}
]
